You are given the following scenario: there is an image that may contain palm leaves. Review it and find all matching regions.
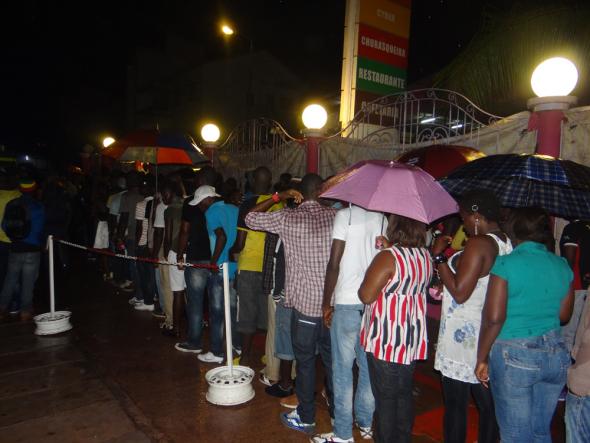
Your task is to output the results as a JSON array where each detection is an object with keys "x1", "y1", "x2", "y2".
[{"x1": 433, "y1": 1, "x2": 590, "y2": 114}]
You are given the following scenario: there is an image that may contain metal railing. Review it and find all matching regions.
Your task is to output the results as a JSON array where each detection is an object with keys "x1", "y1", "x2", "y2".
[
  {"x1": 339, "y1": 88, "x2": 505, "y2": 148},
  {"x1": 213, "y1": 118, "x2": 302, "y2": 181},
  {"x1": 212, "y1": 90, "x2": 511, "y2": 179}
]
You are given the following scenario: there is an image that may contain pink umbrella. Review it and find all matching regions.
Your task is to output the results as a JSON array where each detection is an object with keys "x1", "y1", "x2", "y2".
[{"x1": 321, "y1": 160, "x2": 458, "y2": 224}]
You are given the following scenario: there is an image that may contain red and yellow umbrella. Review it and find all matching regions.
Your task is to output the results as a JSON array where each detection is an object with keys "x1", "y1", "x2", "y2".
[{"x1": 102, "y1": 130, "x2": 207, "y2": 166}]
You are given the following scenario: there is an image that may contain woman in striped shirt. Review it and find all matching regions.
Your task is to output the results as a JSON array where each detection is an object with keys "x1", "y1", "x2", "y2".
[{"x1": 359, "y1": 214, "x2": 433, "y2": 443}]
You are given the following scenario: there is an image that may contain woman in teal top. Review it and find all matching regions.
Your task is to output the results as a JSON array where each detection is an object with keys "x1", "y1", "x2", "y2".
[{"x1": 475, "y1": 207, "x2": 574, "y2": 443}]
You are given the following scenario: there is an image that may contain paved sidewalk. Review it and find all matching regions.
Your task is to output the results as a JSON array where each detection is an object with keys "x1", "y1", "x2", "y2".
[{"x1": 0, "y1": 321, "x2": 154, "y2": 443}]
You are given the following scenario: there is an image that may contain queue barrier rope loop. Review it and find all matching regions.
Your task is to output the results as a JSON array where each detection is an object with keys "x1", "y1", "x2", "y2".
[{"x1": 52, "y1": 237, "x2": 220, "y2": 271}]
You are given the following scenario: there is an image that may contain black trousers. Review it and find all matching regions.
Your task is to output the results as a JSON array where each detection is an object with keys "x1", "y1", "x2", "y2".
[
  {"x1": 442, "y1": 376, "x2": 499, "y2": 443},
  {"x1": 367, "y1": 353, "x2": 415, "y2": 443}
]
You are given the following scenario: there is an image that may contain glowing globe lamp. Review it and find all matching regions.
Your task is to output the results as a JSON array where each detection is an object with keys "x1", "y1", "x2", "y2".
[
  {"x1": 531, "y1": 57, "x2": 578, "y2": 97},
  {"x1": 302, "y1": 104, "x2": 328, "y2": 130},
  {"x1": 201, "y1": 123, "x2": 221, "y2": 143},
  {"x1": 102, "y1": 137, "x2": 115, "y2": 148}
]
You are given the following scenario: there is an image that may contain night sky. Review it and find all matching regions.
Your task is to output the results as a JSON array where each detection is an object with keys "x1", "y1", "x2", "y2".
[{"x1": 0, "y1": 0, "x2": 510, "y2": 162}]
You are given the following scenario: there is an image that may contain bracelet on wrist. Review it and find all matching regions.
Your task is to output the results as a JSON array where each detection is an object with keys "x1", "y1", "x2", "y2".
[{"x1": 433, "y1": 253, "x2": 448, "y2": 265}]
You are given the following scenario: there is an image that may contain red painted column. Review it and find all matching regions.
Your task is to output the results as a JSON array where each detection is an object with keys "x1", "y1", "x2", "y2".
[
  {"x1": 529, "y1": 110, "x2": 565, "y2": 158},
  {"x1": 527, "y1": 96, "x2": 577, "y2": 158},
  {"x1": 203, "y1": 142, "x2": 216, "y2": 164},
  {"x1": 305, "y1": 136, "x2": 320, "y2": 174}
]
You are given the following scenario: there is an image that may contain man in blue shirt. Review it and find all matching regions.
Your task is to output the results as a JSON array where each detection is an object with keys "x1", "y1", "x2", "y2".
[
  {"x1": 197, "y1": 197, "x2": 239, "y2": 364},
  {"x1": 0, "y1": 179, "x2": 45, "y2": 321}
]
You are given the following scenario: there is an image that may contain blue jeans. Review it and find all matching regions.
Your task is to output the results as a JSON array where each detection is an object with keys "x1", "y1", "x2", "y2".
[
  {"x1": 184, "y1": 265, "x2": 225, "y2": 356},
  {"x1": 331, "y1": 304, "x2": 374, "y2": 439},
  {"x1": 489, "y1": 330, "x2": 570, "y2": 443},
  {"x1": 291, "y1": 309, "x2": 334, "y2": 424},
  {"x1": 0, "y1": 251, "x2": 40, "y2": 312},
  {"x1": 274, "y1": 299, "x2": 294, "y2": 360},
  {"x1": 566, "y1": 392, "x2": 590, "y2": 443},
  {"x1": 207, "y1": 272, "x2": 227, "y2": 356}
]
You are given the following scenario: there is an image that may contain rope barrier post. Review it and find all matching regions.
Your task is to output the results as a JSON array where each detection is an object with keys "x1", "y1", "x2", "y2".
[
  {"x1": 34, "y1": 236, "x2": 72, "y2": 335},
  {"x1": 222, "y1": 262, "x2": 233, "y2": 377},
  {"x1": 205, "y1": 261, "x2": 254, "y2": 405},
  {"x1": 48, "y1": 235, "x2": 55, "y2": 317}
]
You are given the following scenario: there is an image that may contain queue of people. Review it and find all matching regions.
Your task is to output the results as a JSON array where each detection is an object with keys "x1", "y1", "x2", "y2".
[{"x1": 2, "y1": 162, "x2": 588, "y2": 443}]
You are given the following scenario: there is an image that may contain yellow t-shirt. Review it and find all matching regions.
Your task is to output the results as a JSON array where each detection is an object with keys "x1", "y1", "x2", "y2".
[
  {"x1": 450, "y1": 225, "x2": 467, "y2": 251},
  {"x1": 237, "y1": 194, "x2": 283, "y2": 272},
  {"x1": 0, "y1": 189, "x2": 21, "y2": 243}
]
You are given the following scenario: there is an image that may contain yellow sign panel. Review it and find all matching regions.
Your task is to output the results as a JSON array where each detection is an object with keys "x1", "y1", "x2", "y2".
[{"x1": 359, "y1": 0, "x2": 411, "y2": 38}]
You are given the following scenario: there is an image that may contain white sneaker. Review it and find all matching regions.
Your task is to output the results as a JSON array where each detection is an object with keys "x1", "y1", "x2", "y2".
[
  {"x1": 134, "y1": 302, "x2": 155, "y2": 311},
  {"x1": 310, "y1": 433, "x2": 353, "y2": 443},
  {"x1": 197, "y1": 352, "x2": 223, "y2": 364},
  {"x1": 128, "y1": 297, "x2": 141, "y2": 305}
]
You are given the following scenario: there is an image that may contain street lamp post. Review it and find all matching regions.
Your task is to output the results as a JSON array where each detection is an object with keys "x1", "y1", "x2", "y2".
[
  {"x1": 200, "y1": 123, "x2": 221, "y2": 163},
  {"x1": 527, "y1": 57, "x2": 578, "y2": 158},
  {"x1": 301, "y1": 104, "x2": 328, "y2": 174}
]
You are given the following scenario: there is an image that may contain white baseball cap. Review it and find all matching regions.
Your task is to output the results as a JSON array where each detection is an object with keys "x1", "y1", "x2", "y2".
[{"x1": 188, "y1": 185, "x2": 220, "y2": 206}]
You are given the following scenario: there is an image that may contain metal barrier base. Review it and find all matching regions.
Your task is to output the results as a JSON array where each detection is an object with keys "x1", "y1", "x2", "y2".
[
  {"x1": 205, "y1": 365, "x2": 255, "y2": 406},
  {"x1": 34, "y1": 311, "x2": 73, "y2": 335}
]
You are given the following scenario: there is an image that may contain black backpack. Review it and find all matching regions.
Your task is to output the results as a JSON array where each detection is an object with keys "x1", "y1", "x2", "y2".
[{"x1": 3, "y1": 197, "x2": 31, "y2": 241}]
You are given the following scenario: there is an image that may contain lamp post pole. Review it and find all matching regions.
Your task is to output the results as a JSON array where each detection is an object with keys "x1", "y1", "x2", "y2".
[
  {"x1": 203, "y1": 142, "x2": 217, "y2": 163},
  {"x1": 527, "y1": 96, "x2": 577, "y2": 158},
  {"x1": 303, "y1": 130, "x2": 322, "y2": 174}
]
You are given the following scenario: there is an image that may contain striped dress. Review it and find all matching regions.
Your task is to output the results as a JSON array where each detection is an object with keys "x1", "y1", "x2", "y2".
[{"x1": 361, "y1": 246, "x2": 433, "y2": 364}]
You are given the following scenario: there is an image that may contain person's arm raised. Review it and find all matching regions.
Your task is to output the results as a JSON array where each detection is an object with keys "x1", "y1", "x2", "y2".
[
  {"x1": 358, "y1": 250, "x2": 395, "y2": 305},
  {"x1": 433, "y1": 235, "x2": 494, "y2": 304}
]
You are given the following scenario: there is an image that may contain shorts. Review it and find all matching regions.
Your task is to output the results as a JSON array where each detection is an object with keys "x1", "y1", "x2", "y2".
[
  {"x1": 93, "y1": 221, "x2": 109, "y2": 249},
  {"x1": 236, "y1": 270, "x2": 267, "y2": 334},
  {"x1": 167, "y1": 250, "x2": 186, "y2": 292},
  {"x1": 274, "y1": 299, "x2": 294, "y2": 360}
]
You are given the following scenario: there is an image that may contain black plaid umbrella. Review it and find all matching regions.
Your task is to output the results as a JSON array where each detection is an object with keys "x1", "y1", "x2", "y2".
[{"x1": 439, "y1": 154, "x2": 590, "y2": 219}]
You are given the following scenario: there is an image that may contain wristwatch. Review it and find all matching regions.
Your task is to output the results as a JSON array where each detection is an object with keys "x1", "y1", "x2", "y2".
[{"x1": 433, "y1": 253, "x2": 448, "y2": 265}]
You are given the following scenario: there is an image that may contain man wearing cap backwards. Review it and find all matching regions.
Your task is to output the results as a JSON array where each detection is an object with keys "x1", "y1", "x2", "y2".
[
  {"x1": 0, "y1": 179, "x2": 45, "y2": 321},
  {"x1": 174, "y1": 184, "x2": 220, "y2": 355}
]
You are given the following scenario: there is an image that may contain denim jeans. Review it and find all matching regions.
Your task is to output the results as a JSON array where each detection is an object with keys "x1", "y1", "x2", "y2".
[
  {"x1": 136, "y1": 246, "x2": 155, "y2": 305},
  {"x1": 566, "y1": 392, "x2": 590, "y2": 443},
  {"x1": 291, "y1": 308, "x2": 334, "y2": 424},
  {"x1": 185, "y1": 265, "x2": 226, "y2": 356},
  {"x1": 0, "y1": 251, "x2": 40, "y2": 312},
  {"x1": 366, "y1": 353, "x2": 415, "y2": 443},
  {"x1": 207, "y1": 272, "x2": 228, "y2": 356},
  {"x1": 331, "y1": 304, "x2": 374, "y2": 439},
  {"x1": 489, "y1": 329, "x2": 570, "y2": 443}
]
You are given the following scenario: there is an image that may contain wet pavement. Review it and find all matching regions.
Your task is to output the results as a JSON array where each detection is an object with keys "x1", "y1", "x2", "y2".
[{"x1": 0, "y1": 252, "x2": 566, "y2": 442}]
